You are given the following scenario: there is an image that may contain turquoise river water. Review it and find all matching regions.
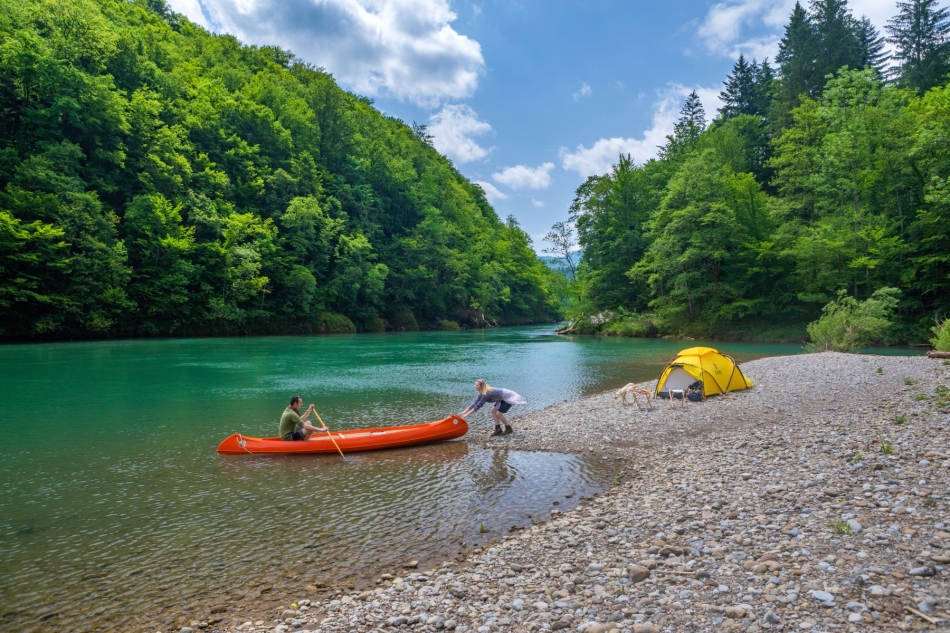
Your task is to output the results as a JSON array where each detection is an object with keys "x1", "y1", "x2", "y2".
[{"x1": 0, "y1": 326, "x2": 915, "y2": 631}]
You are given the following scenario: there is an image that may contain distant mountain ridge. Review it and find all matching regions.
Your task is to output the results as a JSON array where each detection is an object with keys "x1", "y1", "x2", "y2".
[{"x1": 538, "y1": 249, "x2": 583, "y2": 278}]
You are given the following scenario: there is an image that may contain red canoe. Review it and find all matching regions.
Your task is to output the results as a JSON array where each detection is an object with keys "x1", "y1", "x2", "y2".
[{"x1": 217, "y1": 415, "x2": 468, "y2": 455}]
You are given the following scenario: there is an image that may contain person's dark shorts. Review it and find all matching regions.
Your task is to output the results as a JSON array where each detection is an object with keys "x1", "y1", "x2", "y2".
[
  {"x1": 286, "y1": 428, "x2": 306, "y2": 441},
  {"x1": 494, "y1": 401, "x2": 512, "y2": 414}
]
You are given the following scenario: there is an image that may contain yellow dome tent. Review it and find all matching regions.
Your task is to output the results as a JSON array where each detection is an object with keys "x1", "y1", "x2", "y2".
[{"x1": 653, "y1": 347, "x2": 753, "y2": 399}]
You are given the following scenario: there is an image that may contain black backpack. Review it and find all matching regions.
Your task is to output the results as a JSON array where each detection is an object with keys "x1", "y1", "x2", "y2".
[{"x1": 686, "y1": 380, "x2": 704, "y2": 401}]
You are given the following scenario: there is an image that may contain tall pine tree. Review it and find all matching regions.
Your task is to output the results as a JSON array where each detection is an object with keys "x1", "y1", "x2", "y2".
[
  {"x1": 658, "y1": 92, "x2": 707, "y2": 161},
  {"x1": 809, "y1": 0, "x2": 864, "y2": 84},
  {"x1": 772, "y1": 0, "x2": 873, "y2": 129},
  {"x1": 754, "y1": 58, "x2": 776, "y2": 116},
  {"x1": 773, "y1": 2, "x2": 816, "y2": 128},
  {"x1": 886, "y1": 0, "x2": 950, "y2": 92},
  {"x1": 719, "y1": 55, "x2": 759, "y2": 119},
  {"x1": 857, "y1": 16, "x2": 890, "y2": 73}
]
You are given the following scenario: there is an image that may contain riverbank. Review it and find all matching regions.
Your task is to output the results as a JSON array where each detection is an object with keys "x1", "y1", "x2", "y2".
[
  {"x1": 556, "y1": 315, "x2": 811, "y2": 344},
  {"x1": 194, "y1": 353, "x2": 947, "y2": 633}
]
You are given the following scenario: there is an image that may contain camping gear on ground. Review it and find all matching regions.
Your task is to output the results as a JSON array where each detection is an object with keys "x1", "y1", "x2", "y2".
[
  {"x1": 666, "y1": 388, "x2": 688, "y2": 408},
  {"x1": 217, "y1": 416, "x2": 468, "y2": 455},
  {"x1": 616, "y1": 383, "x2": 653, "y2": 410},
  {"x1": 653, "y1": 347, "x2": 753, "y2": 400}
]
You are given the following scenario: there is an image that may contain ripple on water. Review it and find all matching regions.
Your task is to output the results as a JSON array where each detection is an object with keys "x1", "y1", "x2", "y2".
[{"x1": 0, "y1": 442, "x2": 614, "y2": 632}]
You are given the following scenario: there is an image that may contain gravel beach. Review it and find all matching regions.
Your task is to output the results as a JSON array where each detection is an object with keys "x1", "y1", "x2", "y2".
[{"x1": 187, "y1": 352, "x2": 949, "y2": 633}]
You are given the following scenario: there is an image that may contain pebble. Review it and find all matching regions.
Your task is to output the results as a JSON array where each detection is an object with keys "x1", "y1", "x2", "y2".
[{"x1": 216, "y1": 353, "x2": 950, "y2": 633}]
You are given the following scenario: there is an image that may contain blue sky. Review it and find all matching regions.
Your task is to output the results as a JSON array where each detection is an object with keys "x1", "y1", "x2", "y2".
[{"x1": 165, "y1": 0, "x2": 899, "y2": 250}]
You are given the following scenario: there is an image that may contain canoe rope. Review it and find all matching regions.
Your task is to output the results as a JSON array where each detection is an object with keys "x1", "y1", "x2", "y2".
[{"x1": 236, "y1": 434, "x2": 253, "y2": 454}]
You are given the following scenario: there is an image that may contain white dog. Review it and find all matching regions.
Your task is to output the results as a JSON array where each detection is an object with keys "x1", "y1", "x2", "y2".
[{"x1": 616, "y1": 383, "x2": 653, "y2": 409}]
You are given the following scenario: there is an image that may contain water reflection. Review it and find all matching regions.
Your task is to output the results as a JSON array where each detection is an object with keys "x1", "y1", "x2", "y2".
[{"x1": 1, "y1": 442, "x2": 612, "y2": 633}]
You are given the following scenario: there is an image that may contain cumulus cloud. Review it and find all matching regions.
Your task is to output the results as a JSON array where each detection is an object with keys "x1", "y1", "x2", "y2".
[
  {"x1": 166, "y1": 0, "x2": 484, "y2": 107},
  {"x1": 473, "y1": 181, "x2": 508, "y2": 203},
  {"x1": 428, "y1": 104, "x2": 492, "y2": 163},
  {"x1": 696, "y1": 0, "x2": 894, "y2": 60},
  {"x1": 531, "y1": 199, "x2": 544, "y2": 207},
  {"x1": 560, "y1": 84, "x2": 723, "y2": 178},
  {"x1": 573, "y1": 82, "x2": 593, "y2": 101},
  {"x1": 492, "y1": 163, "x2": 555, "y2": 190},
  {"x1": 696, "y1": 0, "x2": 791, "y2": 59}
]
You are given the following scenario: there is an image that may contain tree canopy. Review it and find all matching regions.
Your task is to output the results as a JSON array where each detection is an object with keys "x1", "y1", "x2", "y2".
[
  {"x1": 0, "y1": 0, "x2": 562, "y2": 339},
  {"x1": 566, "y1": 0, "x2": 950, "y2": 343}
]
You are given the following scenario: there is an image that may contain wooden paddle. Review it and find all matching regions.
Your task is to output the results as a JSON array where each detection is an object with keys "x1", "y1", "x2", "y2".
[{"x1": 312, "y1": 409, "x2": 346, "y2": 461}]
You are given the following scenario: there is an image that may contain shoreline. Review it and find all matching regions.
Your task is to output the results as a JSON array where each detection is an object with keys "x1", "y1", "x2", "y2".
[
  {"x1": 0, "y1": 321, "x2": 563, "y2": 346},
  {"x1": 184, "y1": 353, "x2": 948, "y2": 633}
]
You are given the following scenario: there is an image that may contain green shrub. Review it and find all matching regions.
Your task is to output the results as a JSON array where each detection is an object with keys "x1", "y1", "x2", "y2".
[
  {"x1": 805, "y1": 288, "x2": 900, "y2": 352},
  {"x1": 361, "y1": 316, "x2": 386, "y2": 332},
  {"x1": 601, "y1": 314, "x2": 657, "y2": 338},
  {"x1": 931, "y1": 317, "x2": 950, "y2": 352},
  {"x1": 438, "y1": 319, "x2": 461, "y2": 331},
  {"x1": 571, "y1": 318, "x2": 602, "y2": 334},
  {"x1": 389, "y1": 308, "x2": 419, "y2": 331},
  {"x1": 312, "y1": 312, "x2": 356, "y2": 334}
]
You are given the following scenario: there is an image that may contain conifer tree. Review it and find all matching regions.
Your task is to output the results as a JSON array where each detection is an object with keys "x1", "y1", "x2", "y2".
[
  {"x1": 773, "y1": 2, "x2": 816, "y2": 127},
  {"x1": 719, "y1": 54, "x2": 759, "y2": 119},
  {"x1": 809, "y1": 0, "x2": 864, "y2": 84},
  {"x1": 886, "y1": 0, "x2": 950, "y2": 92},
  {"x1": 754, "y1": 58, "x2": 776, "y2": 116},
  {"x1": 857, "y1": 16, "x2": 889, "y2": 73},
  {"x1": 658, "y1": 92, "x2": 707, "y2": 161}
]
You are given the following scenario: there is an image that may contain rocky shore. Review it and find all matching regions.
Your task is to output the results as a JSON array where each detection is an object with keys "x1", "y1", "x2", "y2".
[{"x1": 188, "y1": 353, "x2": 949, "y2": 633}]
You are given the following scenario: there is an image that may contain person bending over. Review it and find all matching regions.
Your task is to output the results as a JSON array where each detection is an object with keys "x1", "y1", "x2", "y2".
[
  {"x1": 280, "y1": 395, "x2": 327, "y2": 441},
  {"x1": 457, "y1": 379, "x2": 526, "y2": 436}
]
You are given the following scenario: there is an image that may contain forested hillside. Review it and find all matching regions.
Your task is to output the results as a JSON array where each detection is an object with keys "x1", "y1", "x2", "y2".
[
  {"x1": 0, "y1": 0, "x2": 562, "y2": 339},
  {"x1": 568, "y1": 0, "x2": 950, "y2": 343}
]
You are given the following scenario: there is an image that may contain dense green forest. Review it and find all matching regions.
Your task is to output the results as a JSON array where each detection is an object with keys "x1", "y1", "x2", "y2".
[
  {"x1": 566, "y1": 0, "x2": 950, "y2": 343},
  {"x1": 0, "y1": 0, "x2": 563, "y2": 339}
]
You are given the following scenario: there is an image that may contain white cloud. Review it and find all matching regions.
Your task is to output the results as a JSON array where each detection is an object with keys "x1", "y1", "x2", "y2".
[
  {"x1": 573, "y1": 82, "x2": 593, "y2": 101},
  {"x1": 166, "y1": 0, "x2": 484, "y2": 107},
  {"x1": 560, "y1": 84, "x2": 723, "y2": 178},
  {"x1": 473, "y1": 181, "x2": 507, "y2": 202},
  {"x1": 531, "y1": 199, "x2": 544, "y2": 207},
  {"x1": 492, "y1": 163, "x2": 555, "y2": 190},
  {"x1": 852, "y1": 0, "x2": 902, "y2": 33},
  {"x1": 428, "y1": 104, "x2": 492, "y2": 163},
  {"x1": 697, "y1": 0, "x2": 791, "y2": 59},
  {"x1": 696, "y1": 0, "x2": 895, "y2": 61}
]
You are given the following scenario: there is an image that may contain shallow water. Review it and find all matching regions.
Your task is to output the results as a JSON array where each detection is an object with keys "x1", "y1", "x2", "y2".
[{"x1": 0, "y1": 327, "x2": 916, "y2": 631}]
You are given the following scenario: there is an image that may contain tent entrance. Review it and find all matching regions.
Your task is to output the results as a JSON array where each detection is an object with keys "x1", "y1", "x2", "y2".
[{"x1": 658, "y1": 366, "x2": 700, "y2": 394}]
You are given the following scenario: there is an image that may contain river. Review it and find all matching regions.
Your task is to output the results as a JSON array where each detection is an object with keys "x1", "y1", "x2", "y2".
[{"x1": 0, "y1": 327, "x2": 910, "y2": 631}]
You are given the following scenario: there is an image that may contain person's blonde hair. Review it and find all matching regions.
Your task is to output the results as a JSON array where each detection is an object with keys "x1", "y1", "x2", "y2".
[{"x1": 475, "y1": 379, "x2": 492, "y2": 395}]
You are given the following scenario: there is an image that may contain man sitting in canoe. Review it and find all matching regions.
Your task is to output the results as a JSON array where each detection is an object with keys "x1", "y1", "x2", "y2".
[
  {"x1": 457, "y1": 379, "x2": 526, "y2": 436},
  {"x1": 280, "y1": 396, "x2": 328, "y2": 441}
]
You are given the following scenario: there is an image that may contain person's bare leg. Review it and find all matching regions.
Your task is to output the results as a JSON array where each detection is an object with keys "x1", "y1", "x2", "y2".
[
  {"x1": 301, "y1": 421, "x2": 325, "y2": 440},
  {"x1": 490, "y1": 409, "x2": 503, "y2": 435},
  {"x1": 498, "y1": 411, "x2": 513, "y2": 434}
]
